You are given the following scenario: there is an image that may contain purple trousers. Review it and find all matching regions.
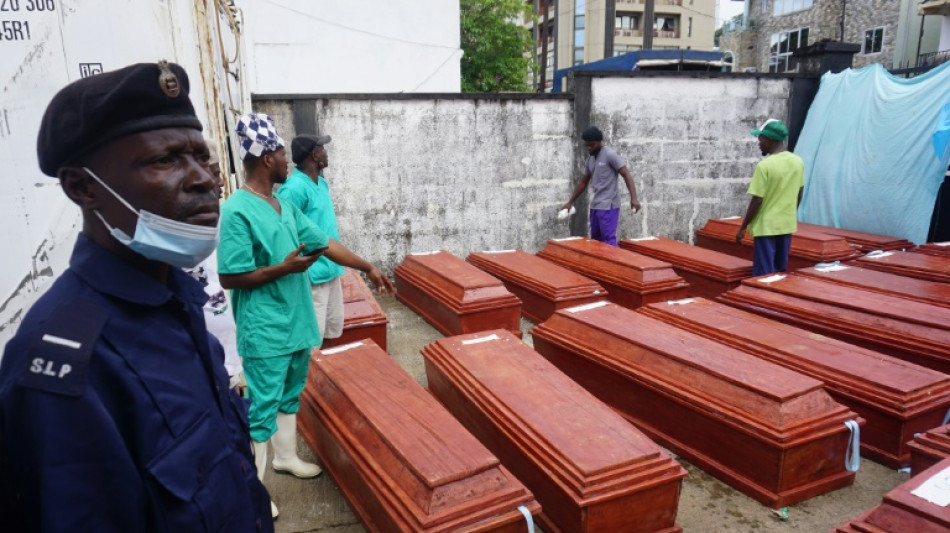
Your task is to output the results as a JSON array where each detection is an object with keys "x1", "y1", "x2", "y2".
[
  {"x1": 752, "y1": 234, "x2": 792, "y2": 276},
  {"x1": 589, "y1": 208, "x2": 620, "y2": 246}
]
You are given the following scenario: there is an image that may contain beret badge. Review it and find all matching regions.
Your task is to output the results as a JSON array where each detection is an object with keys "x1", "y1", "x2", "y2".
[{"x1": 158, "y1": 60, "x2": 181, "y2": 98}]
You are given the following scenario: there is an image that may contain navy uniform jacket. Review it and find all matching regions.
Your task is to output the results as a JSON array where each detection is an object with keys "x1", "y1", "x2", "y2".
[{"x1": 0, "y1": 234, "x2": 274, "y2": 532}]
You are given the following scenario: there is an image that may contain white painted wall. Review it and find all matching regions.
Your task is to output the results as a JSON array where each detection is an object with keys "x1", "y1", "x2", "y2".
[
  {"x1": 590, "y1": 76, "x2": 790, "y2": 244},
  {"x1": 240, "y1": 0, "x2": 462, "y2": 94},
  {"x1": 0, "y1": 0, "x2": 242, "y2": 347}
]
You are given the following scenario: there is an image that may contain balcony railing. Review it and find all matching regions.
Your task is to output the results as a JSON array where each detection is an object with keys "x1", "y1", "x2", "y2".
[
  {"x1": 618, "y1": 0, "x2": 683, "y2": 5},
  {"x1": 720, "y1": 14, "x2": 756, "y2": 34},
  {"x1": 918, "y1": 49, "x2": 950, "y2": 68},
  {"x1": 614, "y1": 28, "x2": 681, "y2": 38}
]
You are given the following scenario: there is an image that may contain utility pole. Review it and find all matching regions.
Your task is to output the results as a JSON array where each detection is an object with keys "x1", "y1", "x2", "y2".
[
  {"x1": 643, "y1": 0, "x2": 655, "y2": 50},
  {"x1": 604, "y1": 0, "x2": 616, "y2": 58}
]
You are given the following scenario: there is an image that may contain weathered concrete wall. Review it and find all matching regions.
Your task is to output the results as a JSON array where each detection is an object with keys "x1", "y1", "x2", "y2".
[
  {"x1": 254, "y1": 96, "x2": 576, "y2": 272},
  {"x1": 587, "y1": 75, "x2": 791, "y2": 243},
  {"x1": 254, "y1": 74, "x2": 790, "y2": 272}
]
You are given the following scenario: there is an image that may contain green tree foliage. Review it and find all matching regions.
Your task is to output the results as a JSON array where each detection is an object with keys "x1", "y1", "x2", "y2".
[{"x1": 460, "y1": 0, "x2": 535, "y2": 92}]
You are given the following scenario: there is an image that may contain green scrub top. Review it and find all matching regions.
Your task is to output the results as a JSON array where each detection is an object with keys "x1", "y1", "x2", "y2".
[
  {"x1": 275, "y1": 169, "x2": 345, "y2": 285},
  {"x1": 218, "y1": 190, "x2": 329, "y2": 358}
]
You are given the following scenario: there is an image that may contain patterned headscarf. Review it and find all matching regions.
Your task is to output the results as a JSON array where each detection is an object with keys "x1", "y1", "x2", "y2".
[{"x1": 235, "y1": 113, "x2": 285, "y2": 160}]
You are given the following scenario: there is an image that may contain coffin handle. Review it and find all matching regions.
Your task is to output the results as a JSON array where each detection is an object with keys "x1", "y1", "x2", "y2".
[
  {"x1": 844, "y1": 420, "x2": 861, "y2": 472},
  {"x1": 517, "y1": 505, "x2": 536, "y2": 533}
]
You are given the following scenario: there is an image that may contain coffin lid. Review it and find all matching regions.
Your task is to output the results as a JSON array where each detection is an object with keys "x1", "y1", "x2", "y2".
[
  {"x1": 698, "y1": 218, "x2": 860, "y2": 261},
  {"x1": 797, "y1": 264, "x2": 950, "y2": 309},
  {"x1": 863, "y1": 457, "x2": 950, "y2": 529},
  {"x1": 641, "y1": 298, "x2": 950, "y2": 413},
  {"x1": 309, "y1": 341, "x2": 534, "y2": 521},
  {"x1": 533, "y1": 302, "x2": 850, "y2": 437},
  {"x1": 912, "y1": 424, "x2": 950, "y2": 456},
  {"x1": 467, "y1": 250, "x2": 606, "y2": 300},
  {"x1": 395, "y1": 251, "x2": 520, "y2": 311},
  {"x1": 619, "y1": 236, "x2": 752, "y2": 280},
  {"x1": 856, "y1": 250, "x2": 950, "y2": 282},
  {"x1": 916, "y1": 242, "x2": 950, "y2": 257},
  {"x1": 339, "y1": 269, "x2": 388, "y2": 324},
  {"x1": 423, "y1": 329, "x2": 684, "y2": 500},
  {"x1": 537, "y1": 238, "x2": 686, "y2": 290},
  {"x1": 797, "y1": 222, "x2": 914, "y2": 251},
  {"x1": 740, "y1": 273, "x2": 950, "y2": 331}
]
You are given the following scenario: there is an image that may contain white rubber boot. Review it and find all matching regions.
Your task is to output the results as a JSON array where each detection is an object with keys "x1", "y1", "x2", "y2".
[
  {"x1": 271, "y1": 412, "x2": 322, "y2": 479},
  {"x1": 252, "y1": 440, "x2": 279, "y2": 519}
]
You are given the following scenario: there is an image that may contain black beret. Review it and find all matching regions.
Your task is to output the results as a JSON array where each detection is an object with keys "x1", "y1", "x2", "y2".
[
  {"x1": 291, "y1": 134, "x2": 331, "y2": 164},
  {"x1": 36, "y1": 61, "x2": 203, "y2": 177},
  {"x1": 581, "y1": 126, "x2": 603, "y2": 142}
]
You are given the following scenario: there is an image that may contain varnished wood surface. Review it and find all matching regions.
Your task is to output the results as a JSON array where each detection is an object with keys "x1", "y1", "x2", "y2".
[
  {"x1": 423, "y1": 329, "x2": 687, "y2": 532},
  {"x1": 796, "y1": 263, "x2": 950, "y2": 309},
  {"x1": 536, "y1": 238, "x2": 688, "y2": 309},
  {"x1": 299, "y1": 340, "x2": 540, "y2": 532},
  {"x1": 394, "y1": 251, "x2": 521, "y2": 337},
  {"x1": 466, "y1": 250, "x2": 606, "y2": 323},
  {"x1": 530, "y1": 301, "x2": 860, "y2": 507},
  {"x1": 831, "y1": 457, "x2": 950, "y2": 532},
  {"x1": 323, "y1": 269, "x2": 388, "y2": 350},
  {"x1": 796, "y1": 222, "x2": 913, "y2": 252},
  {"x1": 855, "y1": 250, "x2": 950, "y2": 283},
  {"x1": 641, "y1": 297, "x2": 950, "y2": 468},
  {"x1": 719, "y1": 274, "x2": 950, "y2": 374}
]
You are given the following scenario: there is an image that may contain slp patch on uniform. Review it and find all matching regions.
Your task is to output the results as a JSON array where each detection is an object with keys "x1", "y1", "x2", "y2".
[{"x1": 18, "y1": 299, "x2": 108, "y2": 397}]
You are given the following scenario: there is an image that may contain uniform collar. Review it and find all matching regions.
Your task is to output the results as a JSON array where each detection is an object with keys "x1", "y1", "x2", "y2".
[
  {"x1": 291, "y1": 167, "x2": 323, "y2": 187},
  {"x1": 69, "y1": 232, "x2": 209, "y2": 308}
]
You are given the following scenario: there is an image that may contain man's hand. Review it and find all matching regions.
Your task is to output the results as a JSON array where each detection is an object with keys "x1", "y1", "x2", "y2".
[
  {"x1": 366, "y1": 266, "x2": 395, "y2": 296},
  {"x1": 561, "y1": 201, "x2": 574, "y2": 211},
  {"x1": 281, "y1": 244, "x2": 319, "y2": 274},
  {"x1": 630, "y1": 199, "x2": 641, "y2": 213},
  {"x1": 735, "y1": 227, "x2": 746, "y2": 244}
]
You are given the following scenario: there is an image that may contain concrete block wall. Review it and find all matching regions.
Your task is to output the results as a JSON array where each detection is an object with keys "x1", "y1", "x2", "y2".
[
  {"x1": 254, "y1": 97, "x2": 576, "y2": 273},
  {"x1": 589, "y1": 76, "x2": 791, "y2": 243},
  {"x1": 254, "y1": 74, "x2": 791, "y2": 273}
]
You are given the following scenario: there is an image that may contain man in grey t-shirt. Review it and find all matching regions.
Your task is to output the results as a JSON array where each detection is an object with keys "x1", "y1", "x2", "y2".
[{"x1": 561, "y1": 126, "x2": 641, "y2": 246}]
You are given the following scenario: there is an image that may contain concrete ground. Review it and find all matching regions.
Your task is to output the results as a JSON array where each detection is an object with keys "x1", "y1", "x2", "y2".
[{"x1": 267, "y1": 294, "x2": 908, "y2": 533}]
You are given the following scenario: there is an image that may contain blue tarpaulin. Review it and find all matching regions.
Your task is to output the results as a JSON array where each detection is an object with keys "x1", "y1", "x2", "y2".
[
  {"x1": 552, "y1": 50, "x2": 724, "y2": 93},
  {"x1": 797, "y1": 62, "x2": 950, "y2": 244}
]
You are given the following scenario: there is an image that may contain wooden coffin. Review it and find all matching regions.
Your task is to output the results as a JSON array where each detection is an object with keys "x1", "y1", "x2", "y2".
[
  {"x1": 640, "y1": 297, "x2": 950, "y2": 469},
  {"x1": 322, "y1": 269, "x2": 389, "y2": 350},
  {"x1": 422, "y1": 329, "x2": 687, "y2": 533},
  {"x1": 797, "y1": 222, "x2": 914, "y2": 252},
  {"x1": 535, "y1": 237, "x2": 689, "y2": 309},
  {"x1": 619, "y1": 236, "x2": 753, "y2": 299},
  {"x1": 298, "y1": 340, "x2": 541, "y2": 532},
  {"x1": 916, "y1": 242, "x2": 950, "y2": 258},
  {"x1": 855, "y1": 250, "x2": 950, "y2": 283},
  {"x1": 797, "y1": 263, "x2": 950, "y2": 309},
  {"x1": 466, "y1": 250, "x2": 606, "y2": 324},
  {"x1": 531, "y1": 301, "x2": 861, "y2": 508},
  {"x1": 718, "y1": 273, "x2": 950, "y2": 374},
  {"x1": 394, "y1": 251, "x2": 522, "y2": 337},
  {"x1": 832, "y1": 457, "x2": 950, "y2": 533},
  {"x1": 695, "y1": 217, "x2": 862, "y2": 269},
  {"x1": 908, "y1": 424, "x2": 950, "y2": 476}
]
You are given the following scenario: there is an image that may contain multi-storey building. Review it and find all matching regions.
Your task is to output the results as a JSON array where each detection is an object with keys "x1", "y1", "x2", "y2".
[
  {"x1": 720, "y1": 0, "x2": 946, "y2": 72},
  {"x1": 525, "y1": 0, "x2": 717, "y2": 90}
]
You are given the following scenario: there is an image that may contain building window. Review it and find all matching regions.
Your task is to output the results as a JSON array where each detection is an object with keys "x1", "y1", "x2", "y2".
[
  {"x1": 769, "y1": 27, "x2": 809, "y2": 72},
  {"x1": 613, "y1": 44, "x2": 642, "y2": 56},
  {"x1": 616, "y1": 14, "x2": 639, "y2": 29},
  {"x1": 654, "y1": 15, "x2": 678, "y2": 38},
  {"x1": 773, "y1": 0, "x2": 812, "y2": 16},
  {"x1": 688, "y1": 17, "x2": 692, "y2": 37},
  {"x1": 574, "y1": 0, "x2": 586, "y2": 65},
  {"x1": 863, "y1": 27, "x2": 884, "y2": 54}
]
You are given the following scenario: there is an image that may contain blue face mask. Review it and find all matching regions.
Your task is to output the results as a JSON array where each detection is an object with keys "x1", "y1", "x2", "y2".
[{"x1": 84, "y1": 167, "x2": 219, "y2": 268}]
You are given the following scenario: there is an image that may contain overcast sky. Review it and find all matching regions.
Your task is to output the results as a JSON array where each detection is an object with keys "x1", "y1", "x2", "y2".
[{"x1": 716, "y1": 0, "x2": 745, "y2": 29}]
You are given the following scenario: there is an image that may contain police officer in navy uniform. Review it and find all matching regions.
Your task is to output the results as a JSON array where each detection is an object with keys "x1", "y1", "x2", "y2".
[{"x1": 0, "y1": 61, "x2": 274, "y2": 531}]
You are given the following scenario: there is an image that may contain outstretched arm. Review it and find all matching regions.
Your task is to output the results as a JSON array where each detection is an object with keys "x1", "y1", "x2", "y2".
[
  {"x1": 562, "y1": 173, "x2": 592, "y2": 211},
  {"x1": 324, "y1": 240, "x2": 395, "y2": 295}
]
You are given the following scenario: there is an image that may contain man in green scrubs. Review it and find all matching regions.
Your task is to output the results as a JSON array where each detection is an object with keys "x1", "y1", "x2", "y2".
[{"x1": 218, "y1": 113, "x2": 388, "y2": 518}]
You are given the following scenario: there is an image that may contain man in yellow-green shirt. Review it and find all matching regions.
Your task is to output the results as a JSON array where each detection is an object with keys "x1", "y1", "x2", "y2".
[{"x1": 736, "y1": 119, "x2": 805, "y2": 276}]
